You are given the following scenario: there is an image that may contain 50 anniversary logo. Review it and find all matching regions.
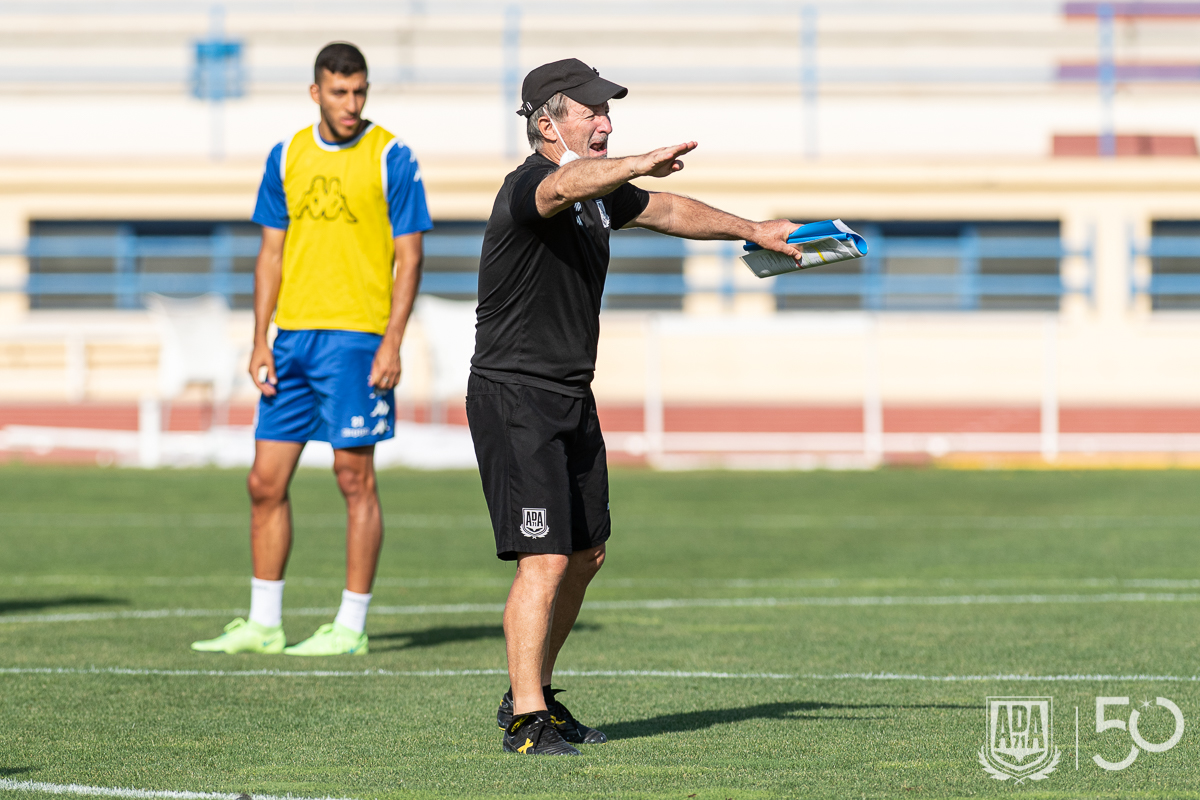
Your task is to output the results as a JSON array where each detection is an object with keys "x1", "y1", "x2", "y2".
[{"x1": 979, "y1": 695, "x2": 1185, "y2": 784}]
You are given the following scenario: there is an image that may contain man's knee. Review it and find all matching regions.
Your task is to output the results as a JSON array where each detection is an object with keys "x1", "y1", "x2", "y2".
[
  {"x1": 247, "y1": 465, "x2": 288, "y2": 506},
  {"x1": 569, "y1": 544, "x2": 605, "y2": 580},
  {"x1": 515, "y1": 552, "x2": 570, "y2": 585},
  {"x1": 333, "y1": 456, "x2": 376, "y2": 499}
]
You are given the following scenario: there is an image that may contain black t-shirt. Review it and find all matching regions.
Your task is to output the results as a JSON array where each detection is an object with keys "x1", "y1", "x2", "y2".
[{"x1": 471, "y1": 153, "x2": 651, "y2": 396}]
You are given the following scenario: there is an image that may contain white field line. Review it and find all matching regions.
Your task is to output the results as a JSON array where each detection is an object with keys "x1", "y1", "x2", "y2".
[
  {"x1": 12, "y1": 574, "x2": 1200, "y2": 591},
  {"x1": 0, "y1": 605, "x2": 502, "y2": 624},
  {"x1": 0, "y1": 512, "x2": 491, "y2": 529},
  {"x1": 8, "y1": 591, "x2": 1200, "y2": 625},
  {"x1": 7, "y1": 512, "x2": 1200, "y2": 530},
  {"x1": 0, "y1": 666, "x2": 510, "y2": 678},
  {"x1": 2, "y1": 666, "x2": 1199, "y2": 684},
  {"x1": 0, "y1": 778, "x2": 354, "y2": 800},
  {"x1": 0, "y1": 575, "x2": 515, "y2": 589}
]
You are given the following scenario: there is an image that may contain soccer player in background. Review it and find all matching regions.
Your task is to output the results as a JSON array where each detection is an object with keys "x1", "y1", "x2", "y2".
[
  {"x1": 191, "y1": 42, "x2": 431, "y2": 656},
  {"x1": 470, "y1": 59, "x2": 803, "y2": 754}
]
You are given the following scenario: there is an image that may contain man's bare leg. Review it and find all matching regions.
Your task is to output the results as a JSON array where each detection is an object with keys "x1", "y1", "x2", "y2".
[
  {"x1": 332, "y1": 445, "x2": 382, "y2": 593},
  {"x1": 504, "y1": 552, "x2": 569, "y2": 715},
  {"x1": 190, "y1": 440, "x2": 302, "y2": 652},
  {"x1": 541, "y1": 544, "x2": 605, "y2": 685},
  {"x1": 247, "y1": 440, "x2": 305, "y2": 580},
  {"x1": 275, "y1": 446, "x2": 380, "y2": 655}
]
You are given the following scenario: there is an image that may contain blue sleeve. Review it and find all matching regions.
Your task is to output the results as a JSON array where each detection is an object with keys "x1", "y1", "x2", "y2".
[
  {"x1": 385, "y1": 143, "x2": 434, "y2": 237},
  {"x1": 251, "y1": 143, "x2": 290, "y2": 230}
]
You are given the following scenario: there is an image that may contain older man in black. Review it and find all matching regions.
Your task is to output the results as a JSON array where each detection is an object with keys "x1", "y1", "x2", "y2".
[{"x1": 468, "y1": 58, "x2": 805, "y2": 755}]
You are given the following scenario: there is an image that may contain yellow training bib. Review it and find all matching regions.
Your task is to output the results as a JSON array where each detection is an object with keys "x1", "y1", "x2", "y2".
[{"x1": 276, "y1": 123, "x2": 397, "y2": 335}]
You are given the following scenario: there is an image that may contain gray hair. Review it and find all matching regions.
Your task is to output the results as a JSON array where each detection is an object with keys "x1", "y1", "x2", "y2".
[{"x1": 526, "y1": 92, "x2": 573, "y2": 151}]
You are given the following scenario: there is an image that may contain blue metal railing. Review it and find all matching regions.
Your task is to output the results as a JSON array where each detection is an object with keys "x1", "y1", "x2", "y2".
[
  {"x1": 833, "y1": 229, "x2": 1090, "y2": 310},
  {"x1": 1130, "y1": 235, "x2": 1200, "y2": 300},
  {"x1": 3, "y1": 230, "x2": 1096, "y2": 311}
]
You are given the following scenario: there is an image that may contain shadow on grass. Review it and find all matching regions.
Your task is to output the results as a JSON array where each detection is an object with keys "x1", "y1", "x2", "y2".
[
  {"x1": 0, "y1": 768, "x2": 33, "y2": 777},
  {"x1": 605, "y1": 700, "x2": 979, "y2": 740},
  {"x1": 0, "y1": 596, "x2": 125, "y2": 615},
  {"x1": 370, "y1": 622, "x2": 600, "y2": 652}
]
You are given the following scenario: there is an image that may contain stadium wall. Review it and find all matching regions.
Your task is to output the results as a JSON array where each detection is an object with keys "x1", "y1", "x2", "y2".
[
  {"x1": 2, "y1": 155, "x2": 1200, "y2": 409},
  {"x1": 4, "y1": 2, "x2": 1200, "y2": 463}
]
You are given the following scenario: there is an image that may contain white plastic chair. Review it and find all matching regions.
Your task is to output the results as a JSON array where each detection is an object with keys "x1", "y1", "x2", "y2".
[
  {"x1": 144, "y1": 293, "x2": 239, "y2": 424},
  {"x1": 412, "y1": 295, "x2": 477, "y2": 423}
]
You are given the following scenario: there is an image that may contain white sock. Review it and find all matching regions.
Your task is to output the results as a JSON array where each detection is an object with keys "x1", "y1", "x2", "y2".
[
  {"x1": 249, "y1": 578, "x2": 284, "y2": 629},
  {"x1": 334, "y1": 589, "x2": 372, "y2": 634}
]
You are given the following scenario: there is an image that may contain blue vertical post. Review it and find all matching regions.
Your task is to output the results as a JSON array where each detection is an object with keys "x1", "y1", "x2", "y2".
[
  {"x1": 959, "y1": 225, "x2": 980, "y2": 310},
  {"x1": 209, "y1": 6, "x2": 226, "y2": 161},
  {"x1": 860, "y1": 225, "x2": 884, "y2": 311},
  {"x1": 192, "y1": 4, "x2": 243, "y2": 162},
  {"x1": 212, "y1": 224, "x2": 233, "y2": 302},
  {"x1": 800, "y1": 4, "x2": 818, "y2": 160},
  {"x1": 1097, "y1": 2, "x2": 1116, "y2": 157},
  {"x1": 502, "y1": 4, "x2": 522, "y2": 159},
  {"x1": 720, "y1": 241, "x2": 736, "y2": 310},
  {"x1": 115, "y1": 224, "x2": 137, "y2": 309},
  {"x1": 1086, "y1": 224, "x2": 1097, "y2": 306}
]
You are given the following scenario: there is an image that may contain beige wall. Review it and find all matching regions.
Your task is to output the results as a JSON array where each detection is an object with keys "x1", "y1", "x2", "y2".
[
  {"x1": 2, "y1": 155, "x2": 1200, "y2": 406},
  {"x1": 3, "y1": 4, "x2": 1198, "y2": 162}
]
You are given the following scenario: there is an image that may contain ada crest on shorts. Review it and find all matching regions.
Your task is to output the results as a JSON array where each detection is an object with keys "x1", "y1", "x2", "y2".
[{"x1": 520, "y1": 508, "x2": 549, "y2": 539}]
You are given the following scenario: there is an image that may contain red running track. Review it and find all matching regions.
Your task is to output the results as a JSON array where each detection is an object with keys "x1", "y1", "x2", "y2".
[{"x1": 4, "y1": 403, "x2": 1200, "y2": 434}]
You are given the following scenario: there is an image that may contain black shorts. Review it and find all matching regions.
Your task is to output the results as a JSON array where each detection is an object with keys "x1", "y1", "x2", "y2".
[{"x1": 465, "y1": 373, "x2": 611, "y2": 561}]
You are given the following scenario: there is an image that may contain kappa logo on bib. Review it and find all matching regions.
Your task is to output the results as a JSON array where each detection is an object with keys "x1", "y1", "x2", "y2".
[
  {"x1": 520, "y1": 508, "x2": 549, "y2": 539},
  {"x1": 294, "y1": 176, "x2": 358, "y2": 223}
]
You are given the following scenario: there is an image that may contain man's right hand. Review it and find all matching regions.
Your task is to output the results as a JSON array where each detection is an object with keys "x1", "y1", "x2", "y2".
[
  {"x1": 750, "y1": 218, "x2": 806, "y2": 264},
  {"x1": 250, "y1": 342, "x2": 278, "y2": 397},
  {"x1": 629, "y1": 141, "x2": 698, "y2": 179}
]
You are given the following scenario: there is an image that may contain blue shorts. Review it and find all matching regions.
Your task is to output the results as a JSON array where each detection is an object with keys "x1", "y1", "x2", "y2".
[{"x1": 255, "y1": 329, "x2": 395, "y2": 450}]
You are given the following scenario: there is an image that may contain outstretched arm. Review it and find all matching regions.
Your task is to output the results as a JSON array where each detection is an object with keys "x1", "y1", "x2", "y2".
[
  {"x1": 628, "y1": 192, "x2": 805, "y2": 263},
  {"x1": 534, "y1": 141, "x2": 698, "y2": 218}
]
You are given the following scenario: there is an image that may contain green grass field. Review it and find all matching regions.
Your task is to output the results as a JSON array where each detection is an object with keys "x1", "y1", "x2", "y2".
[{"x1": 4, "y1": 465, "x2": 1200, "y2": 799}]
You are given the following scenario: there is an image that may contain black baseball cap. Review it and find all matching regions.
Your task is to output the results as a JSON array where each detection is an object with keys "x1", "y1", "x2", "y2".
[{"x1": 516, "y1": 58, "x2": 627, "y2": 117}]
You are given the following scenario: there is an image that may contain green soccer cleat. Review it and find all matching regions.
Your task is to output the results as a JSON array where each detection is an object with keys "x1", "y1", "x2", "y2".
[
  {"x1": 283, "y1": 622, "x2": 368, "y2": 656},
  {"x1": 190, "y1": 618, "x2": 286, "y2": 654}
]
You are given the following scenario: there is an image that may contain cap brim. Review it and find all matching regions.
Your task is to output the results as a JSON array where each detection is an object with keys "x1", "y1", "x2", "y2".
[{"x1": 562, "y1": 75, "x2": 628, "y2": 107}]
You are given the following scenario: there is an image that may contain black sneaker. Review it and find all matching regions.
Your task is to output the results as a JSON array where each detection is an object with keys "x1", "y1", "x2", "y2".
[
  {"x1": 497, "y1": 688, "x2": 608, "y2": 744},
  {"x1": 502, "y1": 711, "x2": 581, "y2": 755}
]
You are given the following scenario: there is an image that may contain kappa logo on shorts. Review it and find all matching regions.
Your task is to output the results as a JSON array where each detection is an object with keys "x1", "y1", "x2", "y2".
[{"x1": 520, "y1": 508, "x2": 549, "y2": 539}]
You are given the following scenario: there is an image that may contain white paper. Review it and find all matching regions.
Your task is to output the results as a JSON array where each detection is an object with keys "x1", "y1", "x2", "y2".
[{"x1": 740, "y1": 235, "x2": 866, "y2": 278}]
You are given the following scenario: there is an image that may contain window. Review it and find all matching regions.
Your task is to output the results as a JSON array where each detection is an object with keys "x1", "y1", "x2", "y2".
[
  {"x1": 421, "y1": 221, "x2": 484, "y2": 302},
  {"x1": 28, "y1": 220, "x2": 257, "y2": 310},
  {"x1": 421, "y1": 221, "x2": 685, "y2": 310},
  {"x1": 776, "y1": 220, "x2": 1062, "y2": 312},
  {"x1": 606, "y1": 227, "x2": 685, "y2": 311},
  {"x1": 1149, "y1": 221, "x2": 1200, "y2": 311}
]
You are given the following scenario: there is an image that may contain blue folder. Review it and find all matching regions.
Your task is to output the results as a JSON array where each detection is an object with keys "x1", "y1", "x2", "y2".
[{"x1": 743, "y1": 219, "x2": 869, "y2": 255}]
